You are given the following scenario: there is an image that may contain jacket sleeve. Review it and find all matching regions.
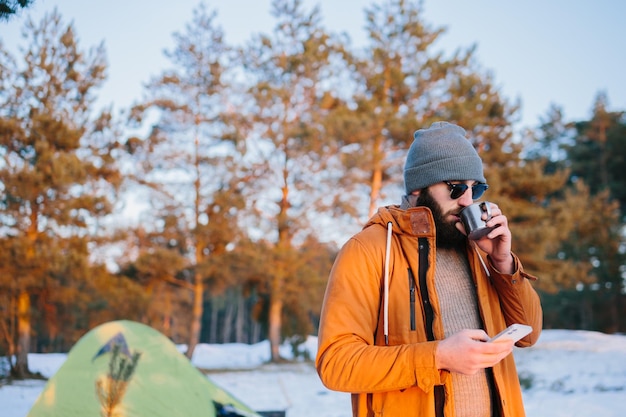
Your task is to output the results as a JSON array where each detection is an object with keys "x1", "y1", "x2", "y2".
[
  {"x1": 315, "y1": 235, "x2": 445, "y2": 394},
  {"x1": 487, "y1": 252, "x2": 543, "y2": 347}
]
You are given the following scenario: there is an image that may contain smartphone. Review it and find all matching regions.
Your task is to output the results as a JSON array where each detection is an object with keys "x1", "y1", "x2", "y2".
[{"x1": 488, "y1": 324, "x2": 532, "y2": 343}]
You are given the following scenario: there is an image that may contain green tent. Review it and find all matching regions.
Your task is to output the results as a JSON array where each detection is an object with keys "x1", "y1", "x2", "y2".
[{"x1": 27, "y1": 320, "x2": 262, "y2": 417}]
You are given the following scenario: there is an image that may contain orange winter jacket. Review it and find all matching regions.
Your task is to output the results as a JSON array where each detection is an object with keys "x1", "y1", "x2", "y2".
[{"x1": 316, "y1": 205, "x2": 542, "y2": 417}]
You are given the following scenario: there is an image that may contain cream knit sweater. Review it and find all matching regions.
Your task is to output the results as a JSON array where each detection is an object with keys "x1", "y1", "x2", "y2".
[{"x1": 435, "y1": 247, "x2": 494, "y2": 417}]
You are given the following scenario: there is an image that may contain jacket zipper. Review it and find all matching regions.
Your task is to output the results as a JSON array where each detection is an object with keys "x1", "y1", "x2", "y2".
[
  {"x1": 408, "y1": 268, "x2": 416, "y2": 331},
  {"x1": 418, "y1": 237, "x2": 444, "y2": 417}
]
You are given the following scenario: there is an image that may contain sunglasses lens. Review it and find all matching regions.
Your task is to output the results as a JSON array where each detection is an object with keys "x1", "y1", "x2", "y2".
[
  {"x1": 471, "y1": 184, "x2": 489, "y2": 199},
  {"x1": 446, "y1": 182, "x2": 489, "y2": 199},
  {"x1": 450, "y1": 184, "x2": 469, "y2": 199}
]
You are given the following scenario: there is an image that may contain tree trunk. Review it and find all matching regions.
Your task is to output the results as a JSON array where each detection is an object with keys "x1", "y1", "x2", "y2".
[
  {"x1": 268, "y1": 173, "x2": 289, "y2": 361},
  {"x1": 368, "y1": 133, "x2": 384, "y2": 218},
  {"x1": 222, "y1": 295, "x2": 234, "y2": 343},
  {"x1": 252, "y1": 319, "x2": 261, "y2": 344},
  {"x1": 235, "y1": 292, "x2": 245, "y2": 343},
  {"x1": 369, "y1": 166, "x2": 383, "y2": 218},
  {"x1": 0, "y1": 311, "x2": 16, "y2": 373},
  {"x1": 162, "y1": 286, "x2": 172, "y2": 338},
  {"x1": 208, "y1": 299, "x2": 218, "y2": 343},
  {"x1": 14, "y1": 291, "x2": 31, "y2": 379},
  {"x1": 186, "y1": 271, "x2": 203, "y2": 359},
  {"x1": 268, "y1": 296, "x2": 283, "y2": 362}
]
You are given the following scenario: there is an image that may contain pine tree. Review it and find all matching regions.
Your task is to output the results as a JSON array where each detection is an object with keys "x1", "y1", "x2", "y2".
[
  {"x1": 559, "y1": 94, "x2": 626, "y2": 331},
  {"x1": 568, "y1": 93, "x2": 626, "y2": 220},
  {"x1": 324, "y1": 0, "x2": 452, "y2": 219},
  {"x1": 95, "y1": 344, "x2": 141, "y2": 417},
  {"x1": 116, "y1": 210, "x2": 191, "y2": 341},
  {"x1": 235, "y1": 0, "x2": 347, "y2": 361},
  {"x1": 524, "y1": 97, "x2": 625, "y2": 331},
  {"x1": 0, "y1": 0, "x2": 34, "y2": 22},
  {"x1": 127, "y1": 3, "x2": 243, "y2": 358},
  {"x1": 320, "y1": 0, "x2": 521, "y2": 227},
  {"x1": 0, "y1": 9, "x2": 123, "y2": 377}
]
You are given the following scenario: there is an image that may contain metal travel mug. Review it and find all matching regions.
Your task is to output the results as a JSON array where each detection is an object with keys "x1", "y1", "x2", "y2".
[{"x1": 460, "y1": 201, "x2": 496, "y2": 240}]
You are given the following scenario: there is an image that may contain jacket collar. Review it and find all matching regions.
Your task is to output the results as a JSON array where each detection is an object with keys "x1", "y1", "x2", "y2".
[{"x1": 364, "y1": 205, "x2": 436, "y2": 239}]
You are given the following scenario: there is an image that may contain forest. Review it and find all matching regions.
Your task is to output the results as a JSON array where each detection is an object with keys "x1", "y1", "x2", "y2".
[{"x1": 1, "y1": 0, "x2": 625, "y2": 379}]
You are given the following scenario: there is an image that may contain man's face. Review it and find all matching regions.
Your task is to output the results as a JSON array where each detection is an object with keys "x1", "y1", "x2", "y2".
[{"x1": 414, "y1": 181, "x2": 475, "y2": 248}]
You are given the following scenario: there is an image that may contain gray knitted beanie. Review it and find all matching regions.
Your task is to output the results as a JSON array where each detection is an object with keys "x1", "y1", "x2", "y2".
[{"x1": 404, "y1": 121, "x2": 486, "y2": 194}]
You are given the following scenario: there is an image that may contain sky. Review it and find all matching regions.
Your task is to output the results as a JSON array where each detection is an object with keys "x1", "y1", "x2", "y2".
[
  {"x1": 3, "y1": 329, "x2": 626, "y2": 416},
  {"x1": 2, "y1": 0, "x2": 625, "y2": 131}
]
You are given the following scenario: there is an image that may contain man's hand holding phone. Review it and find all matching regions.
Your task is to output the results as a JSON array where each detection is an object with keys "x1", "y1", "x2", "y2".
[{"x1": 488, "y1": 324, "x2": 532, "y2": 344}]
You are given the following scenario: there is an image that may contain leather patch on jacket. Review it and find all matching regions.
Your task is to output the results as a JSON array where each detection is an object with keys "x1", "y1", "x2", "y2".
[{"x1": 410, "y1": 211, "x2": 432, "y2": 235}]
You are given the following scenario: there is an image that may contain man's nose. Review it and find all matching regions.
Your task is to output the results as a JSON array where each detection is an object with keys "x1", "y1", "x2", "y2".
[{"x1": 458, "y1": 188, "x2": 474, "y2": 206}]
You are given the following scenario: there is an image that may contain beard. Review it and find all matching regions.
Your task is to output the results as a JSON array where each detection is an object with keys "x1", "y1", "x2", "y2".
[{"x1": 415, "y1": 188, "x2": 466, "y2": 249}]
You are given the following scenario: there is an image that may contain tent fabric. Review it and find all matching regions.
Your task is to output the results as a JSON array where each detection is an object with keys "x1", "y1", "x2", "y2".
[{"x1": 27, "y1": 320, "x2": 261, "y2": 417}]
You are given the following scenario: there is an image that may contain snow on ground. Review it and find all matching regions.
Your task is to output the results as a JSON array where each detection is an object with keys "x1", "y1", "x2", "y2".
[
  {"x1": 2, "y1": 329, "x2": 625, "y2": 417},
  {"x1": 515, "y1": 330, "x2": 626, "y2": 417}
]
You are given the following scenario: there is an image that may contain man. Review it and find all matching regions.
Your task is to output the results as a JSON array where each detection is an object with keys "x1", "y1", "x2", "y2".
[{"x1": 316, "y1": 121, "x2": 542, "y2": 417}]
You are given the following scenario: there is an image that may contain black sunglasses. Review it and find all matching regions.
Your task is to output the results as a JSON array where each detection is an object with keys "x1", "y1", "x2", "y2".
[{"x1": 444, "y1": 181, "x2": 489, "y2": 200}]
